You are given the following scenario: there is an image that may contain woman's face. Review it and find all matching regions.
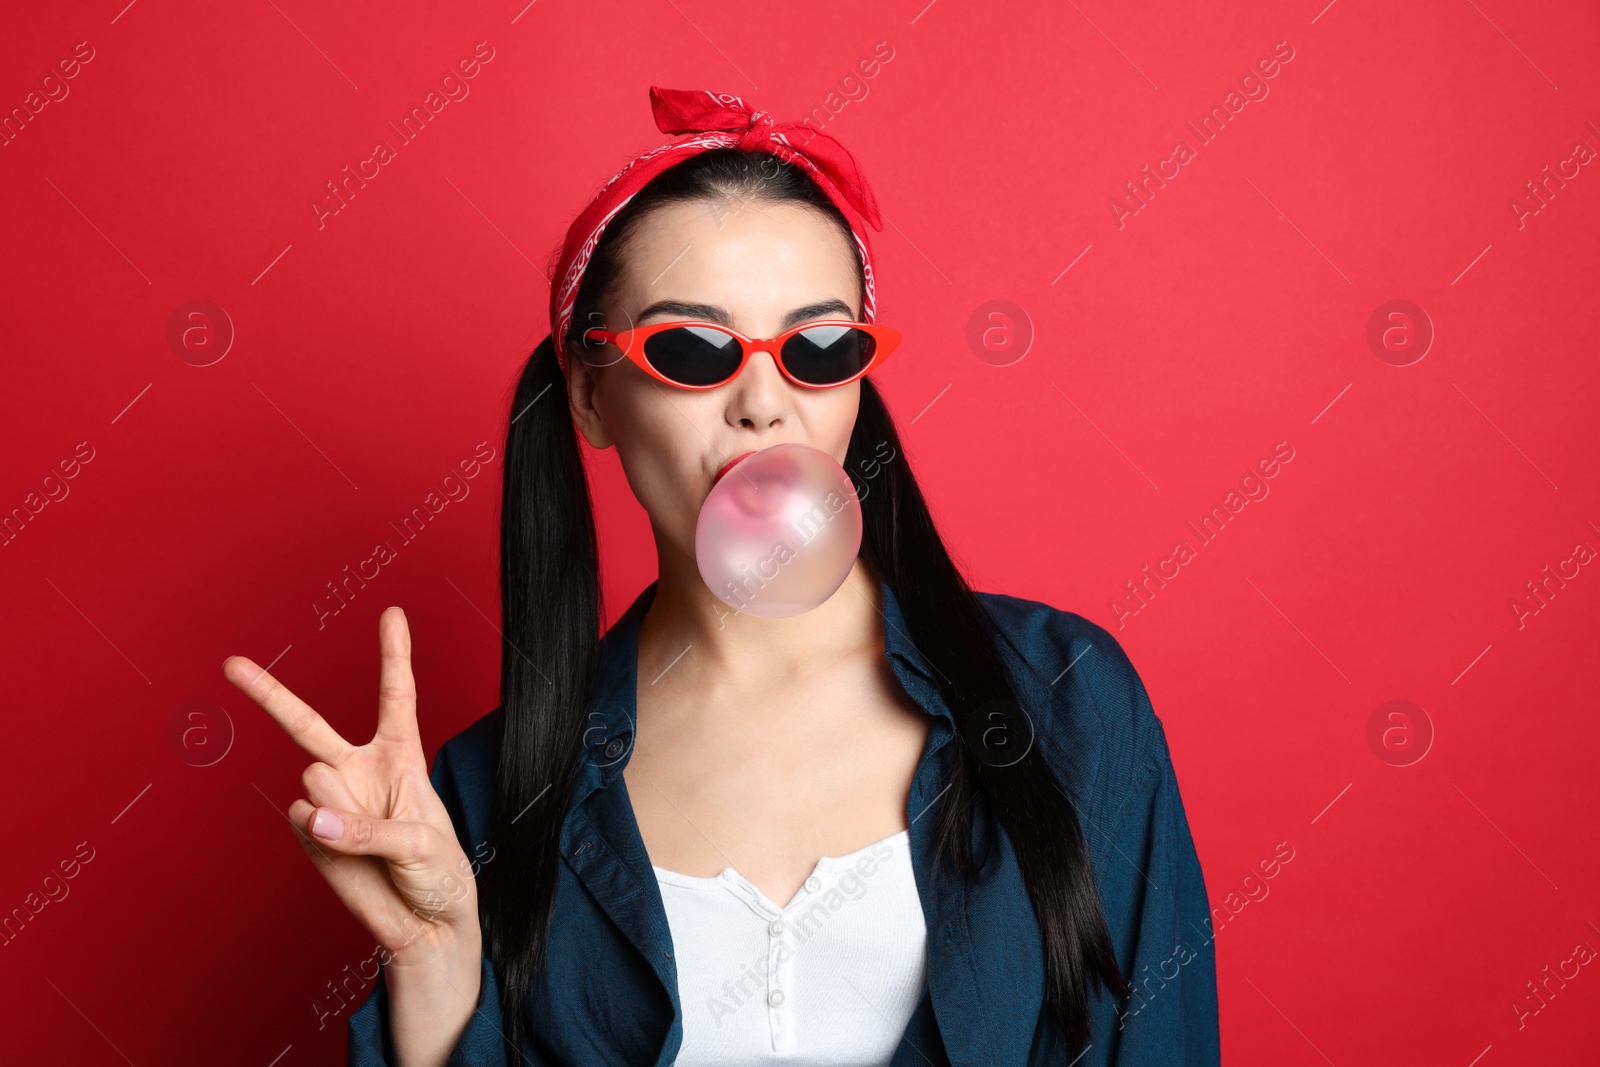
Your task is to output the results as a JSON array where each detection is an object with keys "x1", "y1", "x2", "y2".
[{"x1": 567, "y1": 196, "x2": 865, "y2": 564}]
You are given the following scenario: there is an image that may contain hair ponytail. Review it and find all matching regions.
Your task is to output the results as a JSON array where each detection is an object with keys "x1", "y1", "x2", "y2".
[
  {"x1": 479, "y1": 333, "x2": 603, "y2": 1060},
  {"x1": 848, "y1": 377, "x2": 1131, "y2": 1053}
]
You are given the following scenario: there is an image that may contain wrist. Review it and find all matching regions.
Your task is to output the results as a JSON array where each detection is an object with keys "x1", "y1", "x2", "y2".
[
  {"x1": 386, "y1": 904, "x2": 481, "y2": 973},
  {"x1": 386, "y1": 929, "x2": 484, "y2": 1067}
]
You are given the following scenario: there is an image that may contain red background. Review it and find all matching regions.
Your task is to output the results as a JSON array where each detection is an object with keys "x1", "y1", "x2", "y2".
[{"x1": 3, "y1": 0, "x2": 1597, "y2": 1063}]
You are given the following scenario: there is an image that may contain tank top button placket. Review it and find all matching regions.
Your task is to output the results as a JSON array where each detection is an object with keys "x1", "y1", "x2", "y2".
[
  {"x1": 772, "y1": 872, "x2": 823, "y2": 1050},
  {"x1": 767, "y1": 901, "x2": 792, "y2": 1051}
]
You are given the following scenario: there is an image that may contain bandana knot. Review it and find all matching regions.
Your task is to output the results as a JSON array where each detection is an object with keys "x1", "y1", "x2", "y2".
[{"x1": 737, "y1": 109, "x2": 775, "y2": 151}]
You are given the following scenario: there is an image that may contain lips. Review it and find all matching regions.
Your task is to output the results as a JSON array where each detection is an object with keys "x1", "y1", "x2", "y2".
[{"x1": 712, "y1": 451, "x2": 757, "y2": 486}]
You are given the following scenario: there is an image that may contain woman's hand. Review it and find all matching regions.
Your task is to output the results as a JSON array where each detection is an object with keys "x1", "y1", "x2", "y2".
[{"x1": 224, "y1": 606, "x2": 480, "y2": 970}]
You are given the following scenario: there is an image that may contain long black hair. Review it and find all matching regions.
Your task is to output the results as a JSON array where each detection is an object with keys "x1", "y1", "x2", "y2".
[{"x1": 481, "y1": 147, "x2": 1130, "y2": 1060}]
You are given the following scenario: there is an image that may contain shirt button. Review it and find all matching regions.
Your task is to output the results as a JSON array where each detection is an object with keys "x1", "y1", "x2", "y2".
[
  {"x1": 769, "y1": 918, "x2": 784, "y2": 936},
  {"x1": 603, "y1": 736, "x2": 626, "y2": 758},
  {"x1": 768, "y1": 989, "x2": 785, "y2": 1007},
  {"x1": 804, "y1": 876, "x2": 821, "y2": 893}
]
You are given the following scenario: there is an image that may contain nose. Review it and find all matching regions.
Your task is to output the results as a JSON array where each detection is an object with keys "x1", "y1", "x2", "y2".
[{"x1": 726, "y1": 348, "x2": 788, "y2": 429}]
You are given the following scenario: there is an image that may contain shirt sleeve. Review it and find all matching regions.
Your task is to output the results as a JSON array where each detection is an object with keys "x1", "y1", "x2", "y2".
[
  {"x1": 346, "y1": 947, "x2": 510, "y2": 1067},
  {"x1": 1095, "y1": 725, "x2": 1221, "y2": 1066},
  {"x1": 1041, "y1": 608, "x2": 1220, "y2": 1065}
]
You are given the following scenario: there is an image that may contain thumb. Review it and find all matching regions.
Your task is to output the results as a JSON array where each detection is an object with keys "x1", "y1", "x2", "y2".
[{"x1": 295, "y1": 801, "x2": 429, "y2": 863}]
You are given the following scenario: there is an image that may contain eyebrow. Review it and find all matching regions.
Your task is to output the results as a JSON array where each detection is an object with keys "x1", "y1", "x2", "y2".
[{"x1": 635, "y1": 299, "x2": 857, "y2": 331}]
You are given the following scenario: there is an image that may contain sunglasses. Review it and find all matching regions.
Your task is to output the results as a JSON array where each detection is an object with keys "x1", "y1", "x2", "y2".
[{"x1": 581, "y1": 319, "x2": 901, "y2": 390}]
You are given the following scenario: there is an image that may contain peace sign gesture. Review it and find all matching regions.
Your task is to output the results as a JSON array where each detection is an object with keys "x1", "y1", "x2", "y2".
[{"x1": 224, "y1": 607, "x2": 480, "y2": 970}]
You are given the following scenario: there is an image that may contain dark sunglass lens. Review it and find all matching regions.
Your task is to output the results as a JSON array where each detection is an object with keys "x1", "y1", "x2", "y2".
[
  {"x1": 642, "y1": 326, "x2": 743, "y2": 386},
  {"x1": 782, "y1": 326, "x2": 875, "y2": 385}
]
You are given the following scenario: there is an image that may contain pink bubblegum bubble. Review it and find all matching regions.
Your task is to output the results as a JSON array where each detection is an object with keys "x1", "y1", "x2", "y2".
[{"x1": 696, "y1": 442, "x2": 862, "y2": 618}]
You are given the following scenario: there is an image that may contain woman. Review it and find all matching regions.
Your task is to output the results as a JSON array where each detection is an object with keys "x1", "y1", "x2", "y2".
[{"x1": 224, "y1": 87, "x2": 1220, "y2": 1066}]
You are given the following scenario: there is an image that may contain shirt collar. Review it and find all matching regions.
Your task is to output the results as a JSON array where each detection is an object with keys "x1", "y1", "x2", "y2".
[{"x1": 577, "y1": 573, "x2": 952, "y2": 790}]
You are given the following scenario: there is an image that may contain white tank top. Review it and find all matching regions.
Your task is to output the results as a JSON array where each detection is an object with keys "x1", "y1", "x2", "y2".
[{"x1": 652, "y1": 828, "x2": 928, "y2": 1065}]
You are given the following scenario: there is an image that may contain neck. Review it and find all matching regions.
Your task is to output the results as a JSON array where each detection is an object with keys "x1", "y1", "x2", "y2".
[{"x1": 637, "y1": 537, "x2": 883, "y2": 693}]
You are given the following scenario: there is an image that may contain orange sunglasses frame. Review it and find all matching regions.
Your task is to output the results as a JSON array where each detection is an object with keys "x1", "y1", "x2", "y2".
[{"x1": 581, "y1": 319, "x2": 902, "y2": 390}]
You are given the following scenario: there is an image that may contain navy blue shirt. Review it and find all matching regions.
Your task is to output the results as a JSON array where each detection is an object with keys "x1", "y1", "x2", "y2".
[{"x1": 348, "y1": 577, "x2": 1220, "y2": 1065}]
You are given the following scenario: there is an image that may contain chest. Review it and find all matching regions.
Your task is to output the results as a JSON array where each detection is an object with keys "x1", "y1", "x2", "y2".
[{"x1": 622, "y1": 652, "x2": 929, "y2": 908}]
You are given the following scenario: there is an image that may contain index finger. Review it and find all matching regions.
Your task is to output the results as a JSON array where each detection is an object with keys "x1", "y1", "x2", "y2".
[
  {"x1": 375, "y1": 606, "x2": 420, "y2": 746},
  {"x1": 223, "y1": 655, "x2": 356, "y2": 766}
]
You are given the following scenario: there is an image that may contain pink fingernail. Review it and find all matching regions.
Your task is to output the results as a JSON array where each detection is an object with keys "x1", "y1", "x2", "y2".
[{"x1": 311, "y1": 809, "x2": 343, "y2": 841}]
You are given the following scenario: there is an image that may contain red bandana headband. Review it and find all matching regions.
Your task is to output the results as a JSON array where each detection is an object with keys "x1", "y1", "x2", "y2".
[{"x1": 548, "y1": 86, "x2": 886, "y2": 374}]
